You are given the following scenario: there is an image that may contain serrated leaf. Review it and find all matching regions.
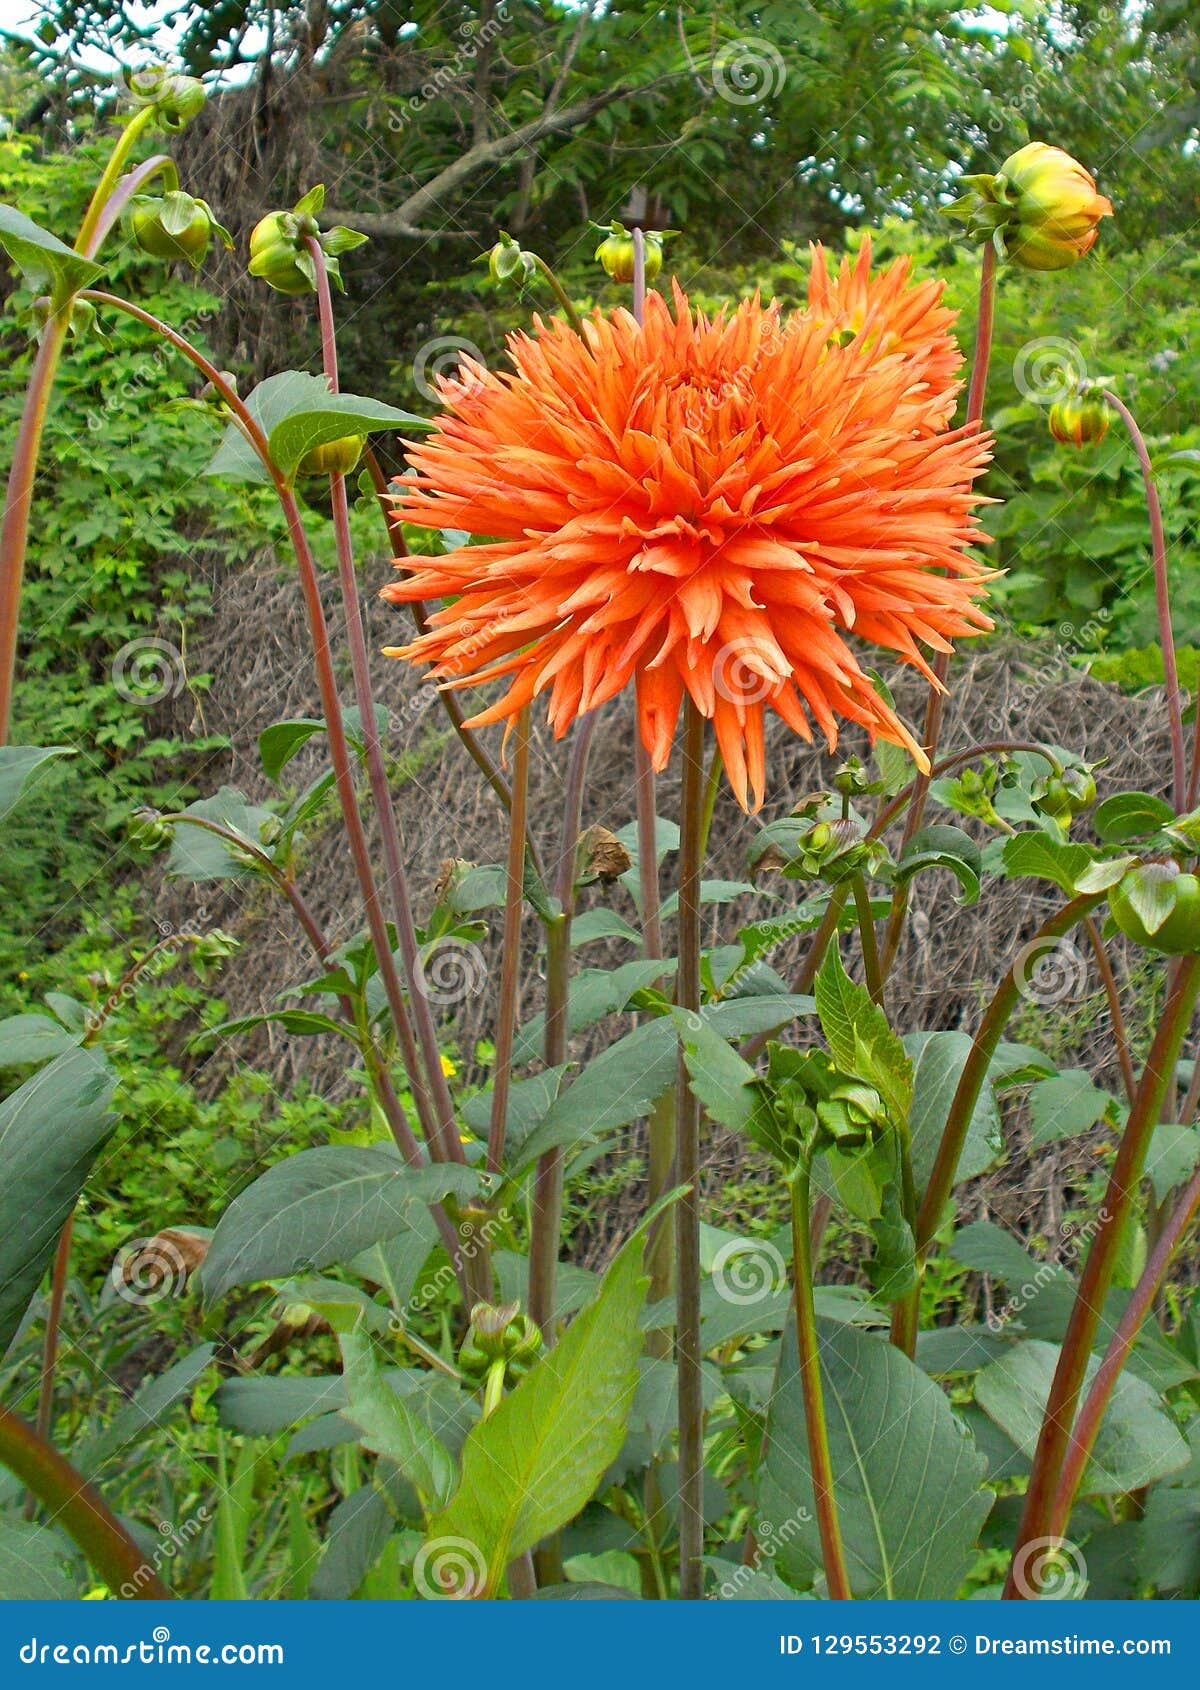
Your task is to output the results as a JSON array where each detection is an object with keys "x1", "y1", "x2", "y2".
[
  {"x1": 815, "y1": 948, "x2": 911, "y2": 1128},
  {"x1": 423, "y1": 1222, "x2": 653, "y2": 1593},
  {"x1": 1000, "y1": 832, "x2": 1099, "y2": 894},
  {"x1": 329, "y1": 1314, "x2": 456, "y2": 1512},
  {"x1": 676, "y1": 1012, "x2": 758, "y2": 1133},
  {"x1": 1029, "y1": 1069, "x2": 1117, "y2": 1147}
]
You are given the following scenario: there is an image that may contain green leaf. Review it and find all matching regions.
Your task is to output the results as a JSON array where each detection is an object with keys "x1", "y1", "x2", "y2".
[
  {"x1": 975, "y1": 1339, "x2": 1190, "y2": 1494},
  {"x1": 759, "y1": 1320, "x2": 990, "y2": 1597},
  {"x1": 892, "y1": 824, "x2": 981, "y2": 905},
  {"x1": 200, "y1": 1148, "x2": 485, "y2": 1299},
  {"x1": 1093, "y1": 792, "x2": 1176, "y2": 843},
  {"x1": 1146, "y1": 1123, "x2": 1200, "y2": 1205},
  {"x1": 461, "y1": 1066, "x2": 568, "y2": 1171},
  {"x1": 329, "y1": 1313, "x2": 457, "y2": 1513},
  {"x1": 569, "y1": 909, "x2": 644, "y2": 950},
  {"x1": 1029, "y1": 1069, "x2": 1118, "y2": 1147},
  {"x1": 511, "y1": 961, "x2": 676, "y2": 1068},
  {"x1": 0, "y1": 1047, "x2": 115, "y2": 1354},
  {"x1": 166, "y1": 787, "x2": 276, "y2": 881},
  {"x1": 215, "y1": 1375, "x2": 346, "y2": 1435},
  {"x1": 904, "y1": 1030, "x2": 1004, "y2": 1193},
  {"x1": 308, "y1": 1484, "x2": 394, "y2": 1600},
  {"x1": 0, "y1": 1521, "x2": 77, "y2": 1599},
  {"x1": 205, "y1": 371, "x2": 425, "y2": 485},
  {"x1": 677, "y1": 1012, "x2": 758, "y2": 1133},
  {"x1": 528, "y1": 994, "x2": 813, "y2": 1163},
  {"x1": 0, "y1": 203, "x2": 103, "y2": 299},
  {"x1": 1000, "y1": 832, "x2": 1099, "y2": 895},
  {"x1": 206, "y1": 1009, "x2": 350, "y2": 1044},
  {"x1": 0, "y1": 745, "x2": 74, "y2": 823},
  {"x1": 422, "y1": 1222, "x2": 652, "y2": 1593},
  {"x1": 259, "y1": 718, "x2": 324, "y2": 782},
  {"x1": 0, "y1": 1013, "x2": 80, "y2": 1067},
  {"x1": 815, "y1": 948, "x2": 912, "y2": 1128}
]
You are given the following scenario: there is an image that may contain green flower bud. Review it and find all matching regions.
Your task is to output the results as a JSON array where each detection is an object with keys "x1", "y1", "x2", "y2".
[
  {"x1": 124, "y1": 67, "x2": 206, "y2": 132},
  {"x1": 128, "y1": 191, "x2": 232, "y2": 269},
  {"x1": 593, "y1": 222, "x2": 674, "y2": 284},
  {"x1": 298, "y1": 434, "x2": 366, "y2": 477},
  {"x1": 248, "y1": 186, "x2": 367, "y2": 295},
  {"x1": 943, "y1": 142, "x2": 1112, "y2": 271},
  {"x1": 486, "y1": 232, "x2": 537, "y2": 287}
]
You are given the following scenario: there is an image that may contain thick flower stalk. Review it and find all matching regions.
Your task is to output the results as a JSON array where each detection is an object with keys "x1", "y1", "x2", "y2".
[{"x1": 383, "y1": 243, "x2": 993, "y2": 810}]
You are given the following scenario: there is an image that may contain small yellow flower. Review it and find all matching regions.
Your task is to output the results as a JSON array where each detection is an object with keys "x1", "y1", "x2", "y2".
[{"x1": 440, "y1": 1053, "x2": 457, "y2": 1078}]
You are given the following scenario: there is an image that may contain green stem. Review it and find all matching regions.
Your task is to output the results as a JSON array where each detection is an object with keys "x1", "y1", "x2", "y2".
[
  {"x1": 790, "y1": 1167, "x2": 852, "y2": 1599},
  {"x1": 851, "y1": 873, "x2": 883, "y2": 1005},
  {"x1": 532, "y1": 254, "x2": 585, "y2": 335},
  {"x1": 74, "y1": 106, "x2": 158, "y2": 256},
  {"x1": 889, "y1": 895, "x2": 1102, "y2": 1350},
  {"x1": 1003, "y1": 955, "x2": 1200, "y2": 1597},
  {"x1": 675, "y1": 699, "x2": 706, "y2": 1600},
  {"x1": 0, "y1": 1404, "x2": 172, "y2": 1598}
]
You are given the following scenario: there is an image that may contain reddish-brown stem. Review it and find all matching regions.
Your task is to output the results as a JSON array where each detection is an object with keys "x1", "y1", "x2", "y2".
[
  {"x1": 1102, "y1": 391, "x2": 1186, "y2": 812},
  {"x1": 1, "y1": 1403, "x2": 171, "y2": 1598},
  {"x1": 0, "y1": 306, "x2": 70, "y2": 743},
  {"x1": 1082, "y1": 915, "x2": 1137, "y2": 1105},
  {"x1": 1004, "y1": 956, "x2": 1200, "y2": 1597},
  {"x1": 675, "y1": 699, "x2": 706, "y2": 1600},
  {"x1": 309, "y1": 242, "x2": 465, "y2": 1173},
  {"x1": 487, "y1": 707, "x2": 531, "y2": 1176},
  {"x1": 1049, "y1": 1157, "x2": 1200, "y2": 1540}
]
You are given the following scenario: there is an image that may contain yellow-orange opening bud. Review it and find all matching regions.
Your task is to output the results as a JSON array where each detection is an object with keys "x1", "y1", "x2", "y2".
[
  {"x1": 1048, "y1": 391, "x2": 1110, "y2": 448},
  {"x1": 944, "y1": 141, "x2": 1112, "y2": 272}
]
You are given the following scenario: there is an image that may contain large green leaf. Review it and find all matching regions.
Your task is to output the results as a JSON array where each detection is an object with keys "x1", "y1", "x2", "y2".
[
  {"x1": 0, "y1": 745, "x2": 74, "y2": 823},
  {"x1": 200, "y1": 1148, "x2": 484, "y2": 1299},
  {"x1": 760, "y1": 1319, "x2": 990, "y2": 1598},
  {"x1": 205, "y1": 370, "x2": 425, "y2": 484},
  {"x1": 421, "y1": 1223, "x2": 651, "y2": 1594},
  {"x1": 166, "y1": 787, "x2": 277, "y2": 881},
  {"x1": 0, "y1": 204, "x2": 102, "y2": 298},
  {"x1": 511, "y1": 961, "x2": 676, "y2": 1067},
  {"x1": 0, "y1": 1012, "x2": 80, "y2": 1068},
  {"x1": 975, "y1": 1340, "x2": 1190, "y2": 1494},
  {"x1": 0, "y1": 1047, "x2": 115, "y2": 1355},
  {"x1": 74, "y1": 1345, "x2": 215, "y2": 1476}
]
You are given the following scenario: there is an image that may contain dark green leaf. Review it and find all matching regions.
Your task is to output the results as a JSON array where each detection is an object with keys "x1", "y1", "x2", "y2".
[
  {"x1": 0, "y1": 203, "x2": 103, "y2": 298},
  {"x1": 0, "y1": 746, "x2": 74, "y2": 823},
  {"x1": 1093, "y1": 792, "x2": 1176, "y2": 843}
]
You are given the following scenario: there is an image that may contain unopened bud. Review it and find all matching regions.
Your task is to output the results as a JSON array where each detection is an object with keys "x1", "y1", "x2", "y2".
[
  {"x1": 594, "y1": 222, "x2": 674, "y2": 285},
  {"x1": 1048, "y1": 391, "x2": 1110, "y2": 448},
  {"x1": 128, "y1": 191, "x2": 232, "y2": 269},
  {"x1": 124, "y1": 67, "x2": 206, "y2": 132}
]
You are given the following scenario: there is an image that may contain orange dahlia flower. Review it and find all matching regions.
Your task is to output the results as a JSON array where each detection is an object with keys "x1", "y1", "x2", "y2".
[{"x1": 382, "y1": 242, "x2": 993, "y2": 810}]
